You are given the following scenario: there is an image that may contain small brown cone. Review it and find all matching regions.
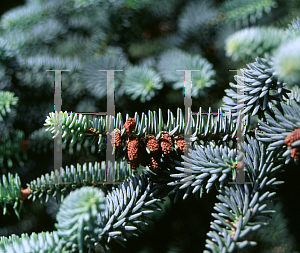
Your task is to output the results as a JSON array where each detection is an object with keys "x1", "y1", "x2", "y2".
[
  {"x1": 236, "y1": 161, "x2": 244, "y2": 169},
  {"x1": 160, "y1": 131, "x2": 173, "y2": 155},
  {"x1": 291, "y1": 147, "x2": 300, "y2": 159},
  {"x1": 149, "y1": 156, "x2": 159, "y2": 172},
  {"x1": 110, "y1": 129, "x2": 121, "y2": 149},
  {"x1": 123, "y1": 117, "x2": 136, "y2": 134},
  {"x1": 146, "y1": 135, "x2": 160, "y2": 152},
  {"x1": 20, "y1": 187, "x2": 31, "y2": 203},
  {"x1": 149, "y1": 152, "x2": 161, "y2": 172},
  {"x1": 127, "y1": 139, "x2": 140, "y2": 170},
  {"x1": 285, "y1": 128, "x2": 300, "y2": 161},
  {"x1": 285, "y1": 128, "x2": 300, "y2": 146},
  {"x1": 174, "y1": 134, "x2": 188, "y2": 154}
]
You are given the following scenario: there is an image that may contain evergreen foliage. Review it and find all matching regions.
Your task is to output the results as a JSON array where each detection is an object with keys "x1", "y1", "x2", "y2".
[
  {"x1": 273, "y1": 37, "x2": 300, "y2": 85},
  {"x1": 219, "y1": 0, "x2": 278, "y2": 29},
  {"x1": 121, "y1": 66, "x2": 163, "y2": 103},
  {"x1": 225, "y1": 27, "x2": 289, "y2": 62},
  {"x1": 157, "y1": 49, "x2": 217, "y2": 98},
  {"x1": 55, "y1": 186, "x2": 107, "y2": 252},
  {"x1": 0, "y1": 0, "x2": 300, "y2": 252},
  {"x1": 0, "y1": 91, "x2": 18, "y2": 122}
]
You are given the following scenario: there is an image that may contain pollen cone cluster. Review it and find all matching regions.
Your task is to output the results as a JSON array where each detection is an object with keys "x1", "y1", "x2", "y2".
[
  {"x1": 110, "y1": 129, "x2": 121, "y2": 149},
  {"x1": 291, "y1": 148, "x2": 300, "y2": 159},
  {"x1": 160, "y1": 131, "x2": 173, "y2": 155},
  {"x1": 149, "y1": 155, "x2": 160, "y2": 172},
  {"x1": 146, "y1": 135, "x2": 160, "y2": 152},
  {"x1": 174, "y1": 134, "x2": 188, "y2": 154},
  {"x1": 123, "y1": 117, "x2": 136, "y2": 134},
  {"x1": 146, "y1": 135, "x2": 160, "y2": 171},
  {"x1": 285, "y1": 128, "x2": 300, "y2": 159},
  {"x1": 126, "y1": 138, "x2": 140, "y2": 170},
  {"x1": 112, "y1": 118, "x2": 195, "y2": 172}
]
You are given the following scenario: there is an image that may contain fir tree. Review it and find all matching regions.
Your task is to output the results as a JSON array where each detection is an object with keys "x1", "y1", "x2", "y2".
[{"x1": 0, "y1": 0, "x2": 300, "y2": 252}]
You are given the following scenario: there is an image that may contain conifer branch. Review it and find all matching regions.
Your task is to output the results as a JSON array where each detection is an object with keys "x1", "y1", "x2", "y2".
[
  {"x1": 256, "y1": 99, "x2": 300, "y2": 165},
  {"x1": 0, "y1": 1, "x2": 299, "y2": 252},
  {"x1": 204, "y1": 136, "x2": 285, "y2": 252}
]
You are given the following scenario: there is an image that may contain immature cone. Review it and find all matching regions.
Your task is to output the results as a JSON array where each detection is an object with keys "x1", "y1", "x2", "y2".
[
  {"x1": 20, "y1": 187, "x2": 31, "y2": 202},
  {"x1": 127, "y1": 139, "x2": 140, "y2": 170},
  {"x1": 145, "y1": 135, "x2": 161, "y2": 171},
  {"x1": 285, "y1": 128, "x2": 300, "y2": 146},
  {"x1": 110, "y1": 129, "x2": 121, "y2": 149},
  {"x1": 291, "y1": 147, "x2": 300, "y2": 159},
  {"x1": 174, "y1": 134, "x2": 188, "y2": 154},
  {"x1": 123, "y1": 117, "x2": 136, "y2": 134},
  {"x1": 236, "y1": 161, "x2": 244, "y2": 169},
  {"x1": 285, "y1": 128, "x2": 300, "y2": 160},
  {"x1": 149, "y1": 156, "x2": 160, "y2": 172},
  {"x1": 146, "y1": 134, "x2": 160, "y2": 152},
  {"x1": 160, "y1": 131, "x2": 173, "y2": 155}
]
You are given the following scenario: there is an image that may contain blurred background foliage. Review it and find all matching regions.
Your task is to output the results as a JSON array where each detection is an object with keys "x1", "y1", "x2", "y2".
[{"x1": 0, "y1": 0, "x2": 300, "y2": 252}]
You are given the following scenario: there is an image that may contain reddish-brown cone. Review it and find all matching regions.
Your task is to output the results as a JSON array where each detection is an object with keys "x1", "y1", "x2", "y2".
[
  {"x1": 236, "y1": 161, "x2": 244, "y2": 169},
  {"x1": 285, "y1": 128, "x2": 300, "y2": 146},
  {"x1": 110, "y1": 129, "x2": 121, "y2": 149},
  {"x1": 123, "y1": 118, "x2": 136, "y2": 134},
  {"x1": 285, "y1": 128, "x2": 300, "y2": 160},
  {"x1": 160, "y1": 131, "x2": 173, "y2": 155},
  {"x1": 291, "y1": 146, "x2": 300, "y2": 159},
  {"x1": 149, "y1": 156, "x2": 160, "y2": 172},
  {"x1": 174, "y1": 135, "x2": 188, "y2": 154},
  {"x1": 127, "y1": 139, "x2": 140, "y2": 170},
  {"x1": 146, "y1": 135, "x2": 160, "y2": 152},
  {"x1": 20, "y1": 186, "x2": 31, "y2": 203}
]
